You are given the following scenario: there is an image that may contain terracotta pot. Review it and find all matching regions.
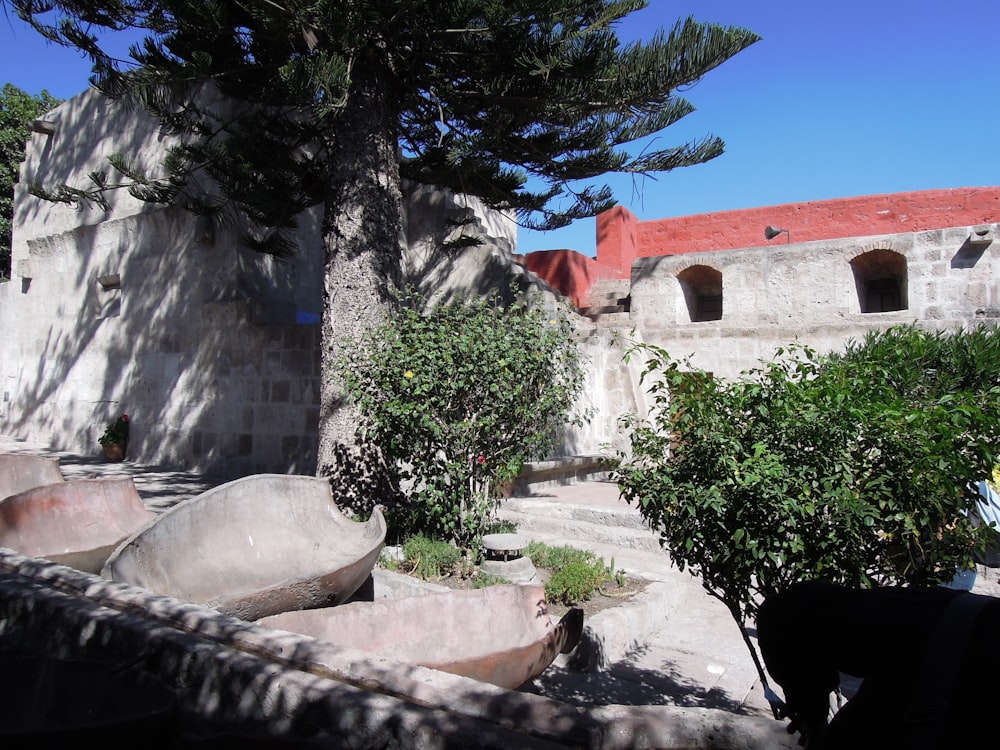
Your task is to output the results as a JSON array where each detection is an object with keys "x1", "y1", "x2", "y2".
[{"x1": 102, "y1": 442, "x2": 126, "y2": 462}]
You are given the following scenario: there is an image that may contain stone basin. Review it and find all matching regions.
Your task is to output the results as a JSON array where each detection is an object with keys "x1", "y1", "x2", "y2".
[
  {"x1": 259, "y1": 583, "x2": 583, "y2": 689},
  {"x1": 103, "y1": 474, "x2": 387, "y2": 621},
  {"x1": 0, "y1": 454, "x2": 64, "y2": 500},
  {"x1": 0, "y1": 477, "x2": 154, "y2": 573}
]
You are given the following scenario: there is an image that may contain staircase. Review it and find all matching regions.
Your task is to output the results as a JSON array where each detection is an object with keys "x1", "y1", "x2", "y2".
[
  {"x1": 496, "y1": 481, "x2": 670, "y2": 582},
  {"x1": 497, "y1": 481, "x2": 778, "y2": 721},
  {"x1": 578, "y1": 278, "x2": 632, "y2": 327}
]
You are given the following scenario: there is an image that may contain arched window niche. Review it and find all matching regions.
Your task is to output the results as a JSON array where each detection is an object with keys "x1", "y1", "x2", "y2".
[
  {"x1": 850, "y1": 247, "x2": 908, "y2": 314},
  {"x1": 677, "y1": 265, "x2": 723, "y2": 322}
]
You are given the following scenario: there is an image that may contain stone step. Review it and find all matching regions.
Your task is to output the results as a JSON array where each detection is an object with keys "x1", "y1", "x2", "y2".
[
  {"x1": 514, "y1": 456, "x2": 609, "y2": 493},
  {"x1": 499, "y1": 525, "x2": 672, "y2": 582},
  {"x1": 584, "y1": 278, "x2": 631, "y2": 305},
  {"x1": 578, "y1": 303, "x2": 626, "y2": 317},
  {"x1": 584, "y1": 293, "x2": 624, "y2": 306},
  {"x1": 501, "y1": 495, "x2": 648, "y2": 530},
  {"x1": 498, "y1": 506, "x2": 660, "y2": 553},
  {"x1": 585, "y1": 311, "x2": 631, "y2": 328}
]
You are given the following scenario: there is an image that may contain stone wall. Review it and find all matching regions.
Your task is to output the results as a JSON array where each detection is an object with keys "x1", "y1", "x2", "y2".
[
  {"x1": 630, "y1": 223, "x2": 999, "y2": 380},
  {"x1": 0, "y1": 87, "x2": 570, "y2": 475},
  {"x1": 601, "y1": 187, "x2": 1000, "y2": 272},
  {"x1": 522, "y1": 189, "x2": 1000, "y2": 320}
]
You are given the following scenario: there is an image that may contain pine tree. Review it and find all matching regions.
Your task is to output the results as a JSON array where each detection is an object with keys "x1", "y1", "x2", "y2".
[{"x1": 10, "y1": 0, "x2": 759, "y2": 468}]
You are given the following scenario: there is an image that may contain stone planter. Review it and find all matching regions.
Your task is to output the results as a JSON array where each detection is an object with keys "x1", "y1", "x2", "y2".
[{"x1": 102, "y1": 442, "x2": 126, "y2": 462}]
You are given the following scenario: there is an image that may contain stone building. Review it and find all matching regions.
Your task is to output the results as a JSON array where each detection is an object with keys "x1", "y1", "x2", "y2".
[
  {"x1": 2, "y1": 85, "x2": 997, "y2": 475},
  {"x1": 526, "y1": 188, "x2": 1000, "y2": 380},
  {"x1": 0, "y1": 87, "x2": 551, "y2": 475}
]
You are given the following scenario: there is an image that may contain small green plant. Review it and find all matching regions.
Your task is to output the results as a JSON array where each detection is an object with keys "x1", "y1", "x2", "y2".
[
  {"x1": 545, "y1": 560, "x2": 611, "y2": 605},
  {"x1": 98, "y1": 413, "x2": 129, "y2": 446},
  {"x1": 525, "y1": 541, "x2": 593, "y2": 570},
  {"x1": 525, "y1": 541, "x2": 614, "y2": 604},
  {"x1": 401, "y1": 534, "x2": 463, "y2": 580},
  {"x1": 377, "y1": 549, "x2": 401, "y2": 572},
  {"x1": 470, "y1": 571, "x2": 511, "y2": 589},
  {"x1": 609, "y1": 557, "x2": 625, "y2": 587},
  {"x1": 484, "y1": 519, "x2": 518, "y2": 535}
]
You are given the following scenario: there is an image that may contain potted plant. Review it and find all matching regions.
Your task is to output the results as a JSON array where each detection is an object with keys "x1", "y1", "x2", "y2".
[{"x1": 99, "y1": 414, "x2": 129, "y2": 461}]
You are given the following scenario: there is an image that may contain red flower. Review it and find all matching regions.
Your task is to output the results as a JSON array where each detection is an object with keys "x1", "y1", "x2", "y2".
[{"x1": 476, "y1": 455, "x2": 485, "y2": 465}]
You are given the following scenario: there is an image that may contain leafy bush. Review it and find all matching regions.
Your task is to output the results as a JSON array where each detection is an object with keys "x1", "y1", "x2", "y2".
[
  {"x1": 401, "y1": 535, "x2": 463, "y2": 580},
  {"x1": 340, "y1": 289, "x2": 586, "y2": 549},
  {"x1": 614, "y1": 324, "x2": 1000, "y2": 704}
]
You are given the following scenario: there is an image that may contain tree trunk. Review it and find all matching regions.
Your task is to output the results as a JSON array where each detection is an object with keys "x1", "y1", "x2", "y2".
[{"x1": 317, "y1": 48, "x2": 403, "y2": 474}]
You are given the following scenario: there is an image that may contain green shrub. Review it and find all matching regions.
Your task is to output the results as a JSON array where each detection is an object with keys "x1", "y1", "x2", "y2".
[
  {"x1": 525, "y1": 541, "x2": 613, "y2": 603},
  {"x1": 340, "y1": 288, "x2": 586, "y2": 549},
  {"x1": 401, "y1": 535, "x2": 463, "y2": 580},
  {"x1": 614, "y1": 324, "x2": 1000, "y2": 706},
  {"x1": 545, "y1": 560, "x2": 610, "y2": 604}
]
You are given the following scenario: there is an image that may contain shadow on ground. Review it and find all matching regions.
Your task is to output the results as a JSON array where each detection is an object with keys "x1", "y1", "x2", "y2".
[{"x1": 525, "y1": 645, "x2": 759, "y2": 715}]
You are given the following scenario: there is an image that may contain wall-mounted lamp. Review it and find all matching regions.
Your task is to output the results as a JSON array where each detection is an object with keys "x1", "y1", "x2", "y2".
[{"x1": 765, "y1": 225, "x2": 790, "y2": 243}]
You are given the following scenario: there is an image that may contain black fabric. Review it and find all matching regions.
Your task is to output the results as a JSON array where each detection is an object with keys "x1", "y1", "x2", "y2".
[{"x1": 757, "y1": 581, "x2": 1000, "y2": 749}]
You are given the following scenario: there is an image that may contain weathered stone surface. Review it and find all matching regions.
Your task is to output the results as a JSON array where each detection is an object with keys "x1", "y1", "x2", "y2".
[
  {"x1": 0, "y1": 477, "x2": 153, "y2": 573},
  {"x1": 482, "y1": 532, "x2": 530, "y2": 555},
  {"x1": 0, "y1": 453, "x2": 63, "y2": 500},
  {"x1": 482, "y1": 555, "x2": 538, "y2": 583},
  {"x1": 103, "y1": 474, "x2": 386, "y2": 621},
  {"x1": 0, "y1": 548, "x2": 797, "y2": 749}
]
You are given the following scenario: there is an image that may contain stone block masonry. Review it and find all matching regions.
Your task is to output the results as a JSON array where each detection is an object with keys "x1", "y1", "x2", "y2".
[
  {"x1": 188, "y1": 323, "x2": 321, "y2": 477},
  {"x1": 1, "y1": 87, "x2": 552, "y2": 474}
]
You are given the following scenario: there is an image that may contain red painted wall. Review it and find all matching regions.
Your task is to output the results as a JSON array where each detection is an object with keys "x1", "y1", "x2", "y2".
[
  {"x1": 595, "y1": 206, "x2": 636, "y2": 280},
  {"x1": 520, "y1": 249, "x2": 599, "y2": 308},
  {"x1": 634, "y1": 187, "x2": 1000, "y2": 260},
  {"x1": 523, "y1": 187, "x2": 1000, "y2": 307}
]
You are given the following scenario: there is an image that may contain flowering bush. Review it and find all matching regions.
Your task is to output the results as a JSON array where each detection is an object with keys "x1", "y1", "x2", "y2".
[
  {"x1": 339, "y1": 289, "x2": 586, "y2": 549},
  {"x1": 98, "y1": 414, "x2": 129, "y2": 446}
]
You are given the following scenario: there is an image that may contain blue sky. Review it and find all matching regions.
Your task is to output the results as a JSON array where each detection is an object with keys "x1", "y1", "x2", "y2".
[{"x1": 3, "y1": 2, "x2": 999, "y2": 257}]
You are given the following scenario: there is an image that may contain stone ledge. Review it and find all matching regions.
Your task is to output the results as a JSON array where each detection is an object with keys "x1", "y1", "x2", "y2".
[
  {"x1": 514, "y1": 455, "x2": 611, "y2": 493},
  {"x1": 0, "y1": 549, "x2": 794, "y2": 749},
  {"x1": 562, "y1": 582, "x2": 686, "y2": 673}
]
